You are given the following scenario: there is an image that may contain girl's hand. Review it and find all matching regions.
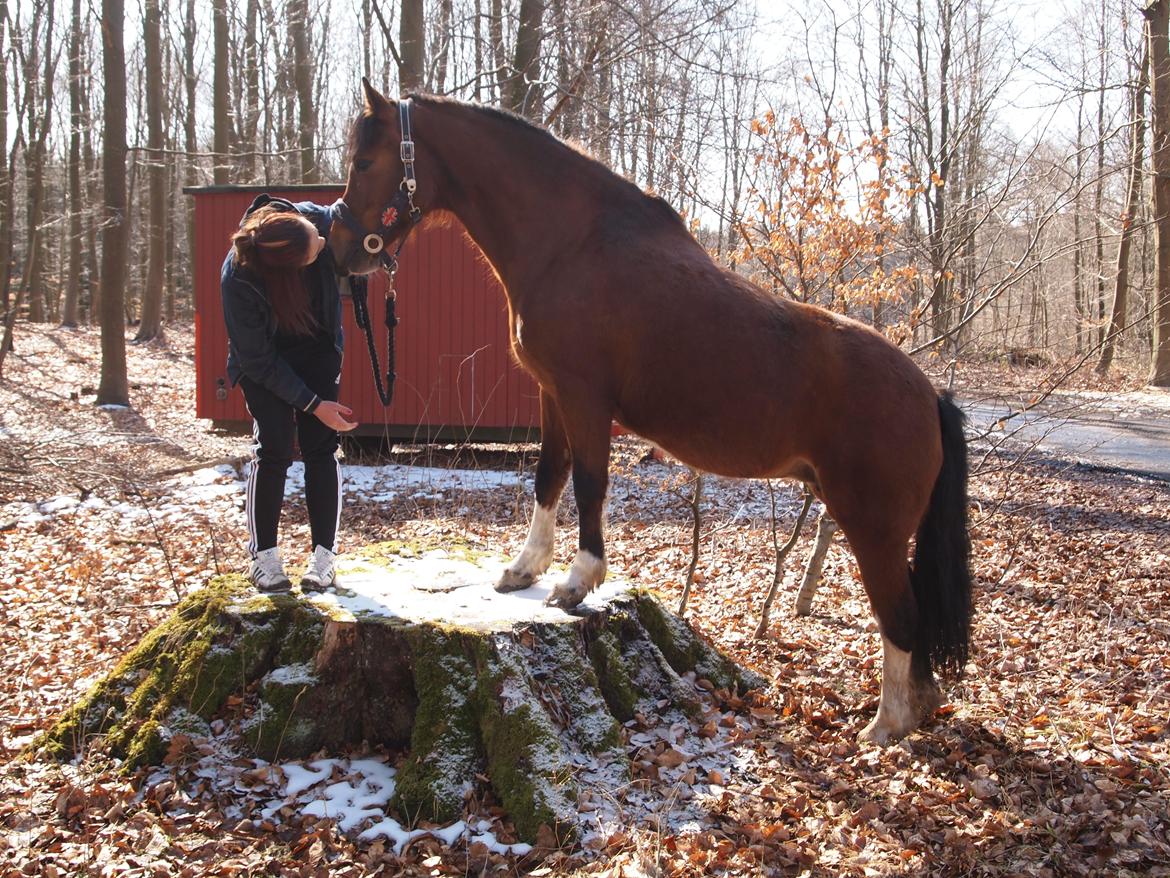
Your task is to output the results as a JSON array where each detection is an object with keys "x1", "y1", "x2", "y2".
[{"x1": 315, "y1": 401, "x2": 358, "y2": 432}]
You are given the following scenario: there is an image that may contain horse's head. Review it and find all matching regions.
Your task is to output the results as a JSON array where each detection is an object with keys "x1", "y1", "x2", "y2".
[{"x1": 330, "y1": 79, "x2": 426, "y2": 276}]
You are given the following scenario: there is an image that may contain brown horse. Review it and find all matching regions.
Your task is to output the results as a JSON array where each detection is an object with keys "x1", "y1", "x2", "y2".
[{"x1": 329, "y1": 81, "x2": 973, "y2": 744}]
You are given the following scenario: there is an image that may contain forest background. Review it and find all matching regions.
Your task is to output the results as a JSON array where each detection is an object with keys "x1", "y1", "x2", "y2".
[
  {"x1": 2, "y1": 2, "x2": 1170, "y2": 875},
  {"x1": 1, "y1": 0, "x2": 1169, "y2": 390}
]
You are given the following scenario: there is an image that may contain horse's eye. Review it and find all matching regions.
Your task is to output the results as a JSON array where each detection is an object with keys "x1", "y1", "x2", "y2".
[{"x1": 354, "y1": 158, "x2": 373, "y2": 173}]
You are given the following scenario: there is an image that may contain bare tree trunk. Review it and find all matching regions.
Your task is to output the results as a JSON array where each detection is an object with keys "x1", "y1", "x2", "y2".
[
  {"x1": 212, "y1": 0, "x2": 231, "y2": 185},
  {"x1": 136, "y1": 0, "x2": 165, "y2": 341},
  {"x1": 0, "y1": 0, "x2": 12, "y2": 323},
  {"x1": 508, "y1": 0, "x2": 544, "y2": 118},
  {"x1": 399, "y1": 0, "x2": 424, "y2": 93},
  {"x1": 916, "y1": 0, "x2": 953, "y2": 342},
  {"x1": 362, "y1": 0, "x2": 372, "y2": 80},
  {"x1": 97, "y1": 0, "x2": 130, "y2": 407},
  {"x1": 181, "y1": 0, "x2": 198, "y2": 317},
  {"x1": 858, "y1": 0, "x2": 893, "y2": 327},
  {"x1": 473, "y1": 0, "x2": 483, "y2": 102},
  {"x1": 1100, "y1": 39, "x2": 1149, "y2": 374},
  {"x1": 490, "y1": 0, "x2": 504, "y2": 103},
  {"x1": 1073, "y1": 99, "x2": 1086, "y2": 353},
  {"x1": 289, "y1": 0, "x2": 317, "y2": 181},
  {"x1": 1095, "y1": 0, "x2": 1108, "y2": 348},
  {"x1": 81, "y1": 46, "x2": 100, "y2": 322},
  {"x1": 932, "y1": 0, "x2": 952, "y2": 341},
  {"x1": 1148, "y1": 0, "x2": 1170, "y2": 386},
  {"x1": 550, "y1": 0, "x2": 570, "y2": 136},
  {"x1": 24, "y1": 0, "x2": 57, "y2": 323},
  {"x1": 241, "y1": 0, "x2": 260, "y2": 181},
  {"x1": 433, "y1": 0, "x2": 452, "y2": 93},
  {"x1": 0, "y1": 230, "x2": 39, "y2": 377},
  {"x1": 61, "y1": 0, "x2": 83, "y2": 327}
]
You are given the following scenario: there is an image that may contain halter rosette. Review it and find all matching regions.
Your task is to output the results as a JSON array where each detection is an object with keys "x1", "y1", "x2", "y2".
[{"x1": 332, "y1": 98, "x2": 422, "y2": 272}]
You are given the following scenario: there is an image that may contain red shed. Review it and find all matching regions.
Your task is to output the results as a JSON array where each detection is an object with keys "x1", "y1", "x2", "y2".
[{"x1": 187, "y1": 184, "x2": 541, "y2": 440}]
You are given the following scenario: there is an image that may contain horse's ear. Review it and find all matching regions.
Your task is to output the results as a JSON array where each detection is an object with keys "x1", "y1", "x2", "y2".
[{"x1": 362, "y1": 77, "x2": 390, "y2": 115}]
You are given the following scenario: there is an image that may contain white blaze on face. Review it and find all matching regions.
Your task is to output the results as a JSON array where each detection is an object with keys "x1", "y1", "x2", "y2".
[{"x1": 513, "y1": 316, "x2": 524, "y2": 348}]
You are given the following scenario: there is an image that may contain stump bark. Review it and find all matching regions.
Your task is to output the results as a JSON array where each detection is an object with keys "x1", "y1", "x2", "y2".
[{"x1": 38, "y1": 540, "x2": 763, "y2": 842}]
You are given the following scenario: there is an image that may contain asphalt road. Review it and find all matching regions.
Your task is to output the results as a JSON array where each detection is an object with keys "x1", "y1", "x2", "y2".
[{"x1": 962, "y1": 396, "x2": 1170, "y2": 482}]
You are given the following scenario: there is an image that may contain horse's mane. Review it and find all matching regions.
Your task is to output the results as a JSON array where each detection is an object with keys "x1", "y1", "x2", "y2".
[{"x1": 408, "y1": 94, "x2": 688, "y2": 232}]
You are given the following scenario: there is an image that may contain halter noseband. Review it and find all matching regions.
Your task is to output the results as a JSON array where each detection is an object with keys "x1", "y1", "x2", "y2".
[{"x1": 332, "y1": 98, "x2": 422, "y2": 269}]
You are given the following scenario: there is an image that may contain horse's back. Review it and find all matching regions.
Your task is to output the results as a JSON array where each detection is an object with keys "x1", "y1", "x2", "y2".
[{"x1": 584, "y1": 239, "x2": 942, "y2": 488}]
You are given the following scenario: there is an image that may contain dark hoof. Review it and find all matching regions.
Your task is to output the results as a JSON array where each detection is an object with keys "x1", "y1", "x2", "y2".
[
  {"x1": 544, "y1": 585, "x2": 586, "y2": 610},
  {"x1": 495, "y1": 568, "x2": 537, "y2": 593}
]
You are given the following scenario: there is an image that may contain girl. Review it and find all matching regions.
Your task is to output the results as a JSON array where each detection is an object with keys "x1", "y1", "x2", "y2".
[{"x1": 221, "y1": 194, "x2": 356, "y2": 592}]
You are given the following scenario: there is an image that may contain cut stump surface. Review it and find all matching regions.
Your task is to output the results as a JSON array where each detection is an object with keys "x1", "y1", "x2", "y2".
[{"x1": 38, "y1": 540, "x2": 764, "y2": 842}]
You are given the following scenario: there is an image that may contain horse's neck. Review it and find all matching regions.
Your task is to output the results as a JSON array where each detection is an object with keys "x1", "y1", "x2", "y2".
[{"x1": 421, "y1": 106, "x2": 581, "y2": 306}]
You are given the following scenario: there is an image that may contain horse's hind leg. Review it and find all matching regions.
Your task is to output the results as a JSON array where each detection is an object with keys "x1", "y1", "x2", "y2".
[
  {"x1": 545, "y1": 397, "x2": 612, "y2": 610},
  {"x1": 849, "y1": 535, "x2": 943, "y2": 744},
  {"x1": 497, "y1": 389, "x2": 571, "y2": 592}
]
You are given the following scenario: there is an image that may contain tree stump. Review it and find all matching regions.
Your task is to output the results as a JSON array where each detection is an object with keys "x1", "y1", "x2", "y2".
[{"x1": 37, "y1": 540, "x2": 763, "y2": 842}]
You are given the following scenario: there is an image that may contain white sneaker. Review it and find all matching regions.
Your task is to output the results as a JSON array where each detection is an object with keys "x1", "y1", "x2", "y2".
[
  {"x1": 250, "y1": 547, "x2": 291, "y2": 593},
  {"x1": 300, "y1": 545, "x2": 337, "y2": 591}
]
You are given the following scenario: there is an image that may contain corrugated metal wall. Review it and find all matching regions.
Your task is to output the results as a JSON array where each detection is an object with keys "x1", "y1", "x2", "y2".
[{"x1": 189, "y1": 185, "x2": 541, "y2": 440}]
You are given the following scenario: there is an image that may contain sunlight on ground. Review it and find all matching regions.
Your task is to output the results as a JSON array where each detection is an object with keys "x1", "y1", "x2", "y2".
[{"x1": 311, "y1": 549, "x2": 632, "y2": 630}]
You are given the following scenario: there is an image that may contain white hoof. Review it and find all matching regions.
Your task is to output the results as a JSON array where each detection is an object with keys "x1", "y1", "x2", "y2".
[
  {"x1": 543, "y1": 549, "x2": 605, "y2": 609},
  {"x1": 858, "y1": 635, "x2": 933, "y2": 745},
  {"x1": 496, "y1": 504, "x2": 556, "y2": 593},
  {"x1": 858, "y1": 717, "x2": 898, "y2": 746}
]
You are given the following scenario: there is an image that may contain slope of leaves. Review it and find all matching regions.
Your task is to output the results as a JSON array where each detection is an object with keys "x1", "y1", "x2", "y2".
[{"x1": 1, "y1": 324, "x2": 1168, "y2": 876}]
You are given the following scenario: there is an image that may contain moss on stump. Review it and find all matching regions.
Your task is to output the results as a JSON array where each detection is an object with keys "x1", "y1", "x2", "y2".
[{"x1": 36, "y1": 542, "x2": 761, "y2": 842}]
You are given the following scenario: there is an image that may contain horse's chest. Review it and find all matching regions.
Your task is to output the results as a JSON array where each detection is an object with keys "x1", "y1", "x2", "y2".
[
  {"x1": 510, "y1": 314, "x2": 536, "y2": 366},
  {"x1": 509, "y1": 314, "x2": 554, "y2": 383}
]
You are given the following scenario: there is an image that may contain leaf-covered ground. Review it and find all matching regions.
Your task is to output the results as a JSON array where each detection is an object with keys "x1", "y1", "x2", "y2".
[{"x1": 1, "y1": 325, "x2": 1168, "y2": 876}]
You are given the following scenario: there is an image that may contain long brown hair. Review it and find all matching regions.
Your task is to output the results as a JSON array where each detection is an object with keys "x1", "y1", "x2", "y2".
[{"x1": 231, "y1": 206, "x2": 319, "y2": 336}]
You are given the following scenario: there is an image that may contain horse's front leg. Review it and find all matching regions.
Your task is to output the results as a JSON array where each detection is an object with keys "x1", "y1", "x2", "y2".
[
  {"x1": 545, "y1": 402, "x2": 611, "y2": 610},
  {"x1": 497, "y1": 390, "x2": 571, "y2": 592}
]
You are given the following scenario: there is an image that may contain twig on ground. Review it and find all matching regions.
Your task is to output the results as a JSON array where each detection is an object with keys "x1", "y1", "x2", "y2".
[
  {"x1": 754, "y1": 484, "x2": 813, "y2": 639},
  {"x1": 150, "y1": 455, "x2": 250, "y2": 480},
  {"x1": 124, "y1": 480, "x2": 183, "y2": 603},
  {"x1": 677, "y1": 470, "x2": 704, "y2": 616}
]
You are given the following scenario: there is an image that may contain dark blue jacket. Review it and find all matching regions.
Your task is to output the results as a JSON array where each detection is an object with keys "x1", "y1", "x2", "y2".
[{"x1": 220, "y1": 195, "x2": 343, "y2": 412}]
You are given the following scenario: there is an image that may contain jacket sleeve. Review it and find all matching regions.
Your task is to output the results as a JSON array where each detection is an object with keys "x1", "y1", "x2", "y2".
[
  {"x1": 294, "y1": 201, "x2": 337, "y2": 238},
  {"x1": 221, "y1": 271, "x2": 322, "y2": 413}
]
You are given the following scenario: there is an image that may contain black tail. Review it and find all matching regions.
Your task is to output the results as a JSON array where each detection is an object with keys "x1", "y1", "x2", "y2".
[{"x1": 910, "y1": 392, "x2": 973, "y2": 681}]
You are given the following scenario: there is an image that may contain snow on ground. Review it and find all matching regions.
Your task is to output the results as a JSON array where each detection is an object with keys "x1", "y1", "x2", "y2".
[
  {"x1": 1, "y1": 460, "x2": 531, "y2": 529},
  {"x1": 3, "y1": 451, "x2": 809, "y2": 536},
  {"x1": 311, "y1": 549, "x2": 632, "y2": 629},
  {"x1": 168, "y1": 691, "x2": 758, "y2": 858},
  {"x1": 258, "y1": 756, "x2": 532, "y2": 853},
  {"x1": 291, "y1": 461, "x2": 527, "y2": 503}
]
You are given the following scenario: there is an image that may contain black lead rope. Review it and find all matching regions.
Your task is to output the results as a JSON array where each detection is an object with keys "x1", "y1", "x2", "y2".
[
  {"x1": 349, "y1": 273, "x2": 398, "y2": 407},
  {"x1": 348, "y1": 218, "x2": 419, "y2": 407}
]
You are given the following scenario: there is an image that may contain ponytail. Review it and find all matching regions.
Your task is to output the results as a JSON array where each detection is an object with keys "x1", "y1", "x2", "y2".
[{"x1": 231, "y1": 206, "x2": 319, "y2": 337}]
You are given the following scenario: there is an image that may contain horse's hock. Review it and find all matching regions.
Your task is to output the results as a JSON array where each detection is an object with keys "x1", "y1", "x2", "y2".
[{"x1": 38, "y1": 541, "x2": 763, "y2": 842}]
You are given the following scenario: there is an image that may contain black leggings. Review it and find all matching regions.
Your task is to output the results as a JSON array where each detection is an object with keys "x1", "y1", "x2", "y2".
[{"x1": 240, "y1": 346, "x2": 342, "y2": 557}]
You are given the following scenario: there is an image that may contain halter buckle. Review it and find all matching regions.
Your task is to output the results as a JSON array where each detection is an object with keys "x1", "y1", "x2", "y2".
[{"x1": 400, "y1": 141, "x2": 415, "y2": 164}]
